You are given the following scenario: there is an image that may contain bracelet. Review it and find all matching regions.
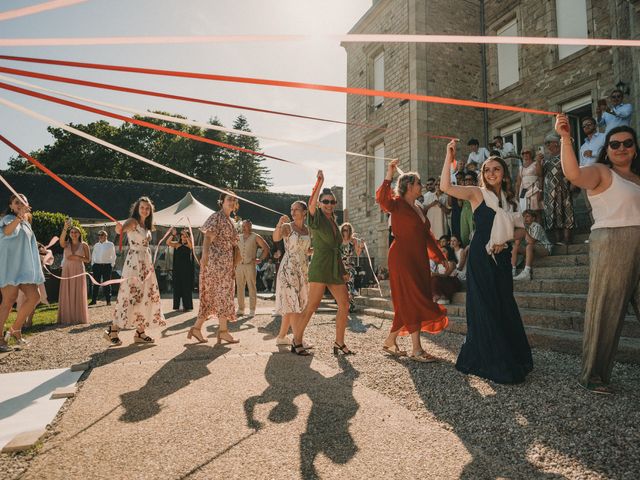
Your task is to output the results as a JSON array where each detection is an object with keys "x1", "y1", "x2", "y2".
[{"x1": 560, "y1": 137, "x2": 574, "y2": 144}]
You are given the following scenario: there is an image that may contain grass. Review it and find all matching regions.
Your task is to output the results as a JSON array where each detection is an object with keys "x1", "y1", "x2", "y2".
[{"x1": 5, "y1": 303, "x2": 59, "y2": 334}]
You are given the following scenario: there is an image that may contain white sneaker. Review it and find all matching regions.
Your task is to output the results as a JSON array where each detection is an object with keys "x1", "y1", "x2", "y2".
[
  {"x1": 436, "y1": 299, "x2": 450, "y2": 305},
  {"x1": 584, "y1": 240, "x2": 590, "y2": 244},
  {"x1": 276, "y1": 336, "x2": 291, "y2": 346},
  {"x1": 513, "y1": 270, "x2": 532, "y2": 281}
]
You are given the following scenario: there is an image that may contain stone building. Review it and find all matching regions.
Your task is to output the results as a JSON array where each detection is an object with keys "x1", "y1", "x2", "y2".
[{"x1": 344, "y1": 0, "x2": 640, "y2": 266}]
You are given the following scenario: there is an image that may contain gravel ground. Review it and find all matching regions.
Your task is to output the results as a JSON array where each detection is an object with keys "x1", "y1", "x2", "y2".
[
  {"x1": 254, "y1": 310, "x2": 640, "y2": 480},
  {"x1": 3, "y1": 300, "x2": 639, "y2": 479}
]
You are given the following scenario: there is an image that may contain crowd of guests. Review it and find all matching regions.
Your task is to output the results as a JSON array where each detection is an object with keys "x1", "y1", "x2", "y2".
[{"x1": 0, "y1": 89, "x2": 637, "y2": 395}]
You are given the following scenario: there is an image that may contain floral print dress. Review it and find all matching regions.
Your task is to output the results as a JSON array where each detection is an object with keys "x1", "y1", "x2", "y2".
[
  {"x1": 114, "y1": 224, "x2": 165, "y2": 329},
  {"x1": 198, "y1": 211, "x2": 238, "y2": 321},
  {"x1": 275, "y1": 226, "x2": 311, "y2": 315}
]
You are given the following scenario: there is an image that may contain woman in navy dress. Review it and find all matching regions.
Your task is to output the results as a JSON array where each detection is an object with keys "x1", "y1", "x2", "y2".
[{"x1": 440, "y1": 141, "x2": 533, "y2": 384}]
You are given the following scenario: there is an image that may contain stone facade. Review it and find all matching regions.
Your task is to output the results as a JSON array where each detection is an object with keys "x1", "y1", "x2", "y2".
[{"x1": 344, "y1": 0, "x2": 639, "y2": 267}]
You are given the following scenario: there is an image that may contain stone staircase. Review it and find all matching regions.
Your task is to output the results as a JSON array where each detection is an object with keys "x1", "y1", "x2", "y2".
[{"x1": 355, "y1": 235, "x2": 640, "y2": 363}]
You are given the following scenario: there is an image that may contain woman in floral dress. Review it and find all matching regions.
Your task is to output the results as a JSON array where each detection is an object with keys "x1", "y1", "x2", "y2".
[
  {"x1": 187, "y1": 191, "x2": 239, "y2": 344},
  {"x1": 104, "y1": 197, "x2": 165, "y2": 346},
  {"x1": 273, "y1": 200, "x2": 311, "y2": 345}
]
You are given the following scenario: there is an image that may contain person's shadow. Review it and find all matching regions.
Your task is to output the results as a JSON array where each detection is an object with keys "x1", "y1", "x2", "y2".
[
  {"x1": 119, "y1": 344, "x2": 230, "y2": 423},
  {"x1": 244, "y1": 354, "x2": 359, "y2": 480}
]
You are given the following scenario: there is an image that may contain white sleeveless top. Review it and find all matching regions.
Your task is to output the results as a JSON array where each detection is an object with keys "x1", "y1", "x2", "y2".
[{"x1": 589, "y1": 171, "x2": 640, "y2": 230}]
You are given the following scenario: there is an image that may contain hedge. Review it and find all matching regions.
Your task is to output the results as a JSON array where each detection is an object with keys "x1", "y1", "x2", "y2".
[{"x1": 31, "y1": 211, "x2": 87, "y2": 251}]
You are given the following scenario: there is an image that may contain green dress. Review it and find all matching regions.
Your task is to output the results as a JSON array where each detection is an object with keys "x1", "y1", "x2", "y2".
[
  {"x1": 307, "y1": 209, "x2": 346, "y2": 284},
  {"x1": 460, "y1": 200, "x2": 474, "y2": 246}
]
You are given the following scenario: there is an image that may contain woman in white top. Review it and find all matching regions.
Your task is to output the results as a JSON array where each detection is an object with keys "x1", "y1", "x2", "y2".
[
  {"x1": 555, "y1": 115, "x2": 640, "y2": 394},
  {"x1": 450, "y1": 235, "x2": 468, "y2": 280}
]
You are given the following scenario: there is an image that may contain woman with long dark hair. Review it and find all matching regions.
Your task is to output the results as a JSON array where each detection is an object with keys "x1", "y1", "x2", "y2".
[
  {"x1": 188, "y1": 191, "x2": 239, "y2": 344},
  {"x1": 0, "y1": 194, "x2": 44, "y2": 351},
  {"x1": 104, "y1": 196, "x2": 165, "y2": 346},
  {"x1": 556, "y1": 115, "x2": 640, "y2": 394},
  {"x1": 58, "y1": 220, "x2": 90, "y2": 325},
  {"x1": 441, "y1": 141, "x2": 532, "y2": 384},
  {"x1": 167, "y1": 228, "x2": 194, "y2": 311},
  {"x1": 377, "y1": 160, "x2": 449, "y2": 361}
]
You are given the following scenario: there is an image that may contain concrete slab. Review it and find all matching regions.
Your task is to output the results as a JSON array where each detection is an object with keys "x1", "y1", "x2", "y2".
[
  {"x1": 1, "y1": 429, "x2": 46, "y2": 453},
  {"x1": 0, "y1": 368, "x2": 83, "y2": 449}
]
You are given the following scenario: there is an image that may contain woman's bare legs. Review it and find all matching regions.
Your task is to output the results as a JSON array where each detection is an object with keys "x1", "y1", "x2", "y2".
[
  {"x1": 327, "y1": 283, "x2": 350, "y2": 347},
  {"x1": 277, "y1": 313, "x2": 293, "y2": 340},
  {"x1": 291, "y1": 282, "x2": 326, "y2": 346},
  {"x1": 0, "y1": 285, "x2": 19, "y2": 347},
  {"x1": 12, "y1": 285, "x2": 39, "y2": 334}
]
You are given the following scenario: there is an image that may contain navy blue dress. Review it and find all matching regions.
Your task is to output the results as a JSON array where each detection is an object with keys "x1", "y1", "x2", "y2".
[{"x1": 455, "y1": 201, "x2": 533, "y2": 384}]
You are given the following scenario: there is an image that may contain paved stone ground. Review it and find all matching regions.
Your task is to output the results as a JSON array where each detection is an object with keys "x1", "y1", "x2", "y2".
[{"x1": 3, "y1": 298, "x2": 639, "y2": 479}]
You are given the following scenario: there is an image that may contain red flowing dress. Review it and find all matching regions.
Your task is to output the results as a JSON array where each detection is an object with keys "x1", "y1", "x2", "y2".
[{"x1": 376, "y1": 180, "x2": 449, "y2": 335}]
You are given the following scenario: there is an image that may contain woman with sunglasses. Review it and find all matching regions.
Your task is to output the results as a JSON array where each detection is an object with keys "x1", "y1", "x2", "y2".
[
  {"x1": 291, "y1": 171, "x2": 352, "y2": 356},
  {"x1": 440, "y1": 141, "x2": 532, "y2": 384},
  {"x1": 166, "y1": 228, "x2": 194, "y2": 312},
  {"x1": 555, "y1": 115, "x2": 640, "y2": 394},
  {"x1": 377, "y1": 160, "x2": 449, "y2": 362}
]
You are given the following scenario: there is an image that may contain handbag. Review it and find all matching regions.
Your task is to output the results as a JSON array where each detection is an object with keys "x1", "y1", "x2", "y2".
[{"x1": 233, "y1": 245, "x2": 242, "y2": 268}]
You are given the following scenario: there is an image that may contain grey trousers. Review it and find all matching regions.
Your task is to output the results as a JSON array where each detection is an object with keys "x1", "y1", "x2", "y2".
[{"x1": 581, "y1": 226, "x2": 640, "y2": 385}]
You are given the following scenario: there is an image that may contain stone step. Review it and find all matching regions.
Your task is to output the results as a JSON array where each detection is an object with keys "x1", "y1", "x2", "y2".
[
  {"x1": 355, "y1": 297, "x2": 639, "y2": 338},
  {"x1": 357, "y1": 308, "x2": 640, "y2": 364},
  {"x1": 531, "y1": 265, "x2": 589, "y2": 279},
  {"x1": 551, "y1": 243, "x2": 590, "y2": 255},
  {"x1": 531, "y1": 253, "x2": 589, "y2": 267}
]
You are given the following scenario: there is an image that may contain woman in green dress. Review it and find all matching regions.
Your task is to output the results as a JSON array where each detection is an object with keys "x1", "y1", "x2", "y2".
[{"x1": 291, "y1": 170, "x2": 352, "y2": 356}]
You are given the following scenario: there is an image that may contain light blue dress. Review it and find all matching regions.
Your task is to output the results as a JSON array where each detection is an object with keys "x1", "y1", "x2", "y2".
[{"x1": 0, "y1": 214, "x2": 45, "y2": 287}]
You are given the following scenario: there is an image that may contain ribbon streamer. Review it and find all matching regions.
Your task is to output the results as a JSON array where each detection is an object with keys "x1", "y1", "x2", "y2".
[
  {"x1": 0, "y1": 97, "x2": 287, "y2": 217},
  {"x1": 0, "y1": 82, "x2": 298, "y2": 166},
  {"x1": 0, "y1": 0, "x2": 86, "y2": 22},
  {"x1": 1, "y1": 33, "x2": 639, "y2": 48},
  {"x1": 0, "y1": 56, "x2": 558, "y2": 116},
  {"x1": 0, "y1": 74, "x2": 398, "y2": 162},
  {"x1": 0, "y1": 65, "x2": 456, "y2": 141},
  {"x1": 362, "y1": 242, "x2": 383, "y2": 297},
  {"x1": 0, "y1": 172, "x2": 30, "y2": 207}
]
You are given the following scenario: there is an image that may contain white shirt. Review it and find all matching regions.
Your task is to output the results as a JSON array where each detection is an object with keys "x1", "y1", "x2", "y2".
[
  {"x1": 92, "y1": 240, "x2": 116, "y2": 266},
  {"x1": 468, "y1": 147, "x2": 489, "y2": 164},
  {"x1": 498, "y1": 142, "x2": 516, "y2": 157},
  {"x1": 598, "y1": 103, "x2": 633, "y2": 134},
  {"x1": 579, "y1": 132, "x2": 606, "y2": 167}
]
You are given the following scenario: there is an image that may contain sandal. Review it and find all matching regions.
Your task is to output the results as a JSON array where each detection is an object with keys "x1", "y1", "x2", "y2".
[
  {"x1": 217, "y1": 329, "x2": 239, "y2": 345},
  {"x1": 333, "y1": 342, "x2": 355, "y2": 355},
  {"x1": 291, "y1": 343, "x2": 311, "y2": 356},
  {"x1": 579, "y1": 381, "x2": 614, "y2": 395},
  {"x1": 4, "y1": 328, "x2": 28, "y2": 347},
  {"x1": 382, "y1": 343, "x2": 407, "y2": 357},
  {"x1": 187, "y1": 327, "x2": 208, "y2": 344},
  {"x1": 103, "y1": 326, "x2": 122, "y2": 346},
  {"x1": 133, "y1": 330, "x2": 155, "y2": 344},
  {"x1": 409, "y1": 350, "x2": 437, "y2": 363}
]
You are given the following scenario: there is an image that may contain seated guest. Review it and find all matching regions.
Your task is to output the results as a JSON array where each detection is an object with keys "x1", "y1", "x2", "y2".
[
  {"x1": 431, "y1": 235, "x2": 461, "y2": 305},
  {"x1": 511, "y1": 210, "x2": 553, "y2": 280},
  {"x1": 450, "y1": 235, "x2": 468, "y2": 281},
  {"x1": 467, "y1": 138, "x2": 490, "y2": 165}
]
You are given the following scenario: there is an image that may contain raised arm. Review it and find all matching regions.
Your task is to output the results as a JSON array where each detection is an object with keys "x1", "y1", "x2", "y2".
[
  {"x1": 439, "y1": 140, "x2": 483, "y2": 206},
  {"x1": 555, "y1": 114, "x2": 605, "y2": 191},
  {"x1": 375, "y1": 158, "x2": 399, "y2": 213},
  {"x1": 308, "y1": 170, "x2": 324, "y2": 217},
  {"x1": 59, "y1": 218, "x2": 71, "y2": 248},
  {"x1": 256, "y1": 235, "x2": 270, "y2": 262},
  {"x1": 272, "y1": 215, "x2": 291, "y2": 242},
  {"x1": 116, "y1": 218, "x2": 138, "y2": 235}
]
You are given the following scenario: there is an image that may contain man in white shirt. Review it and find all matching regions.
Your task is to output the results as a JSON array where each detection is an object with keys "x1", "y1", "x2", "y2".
[
  {"x1": 597, "y1": 89, "x2": 633, "y2": 134},
  {"x1": 467, "y1": 138, "x2": 490, "y2": 165},
  {"x1": 493, "y1": 135, "x2": 516, "y2": 157},
  {"x1": 90, "y1": 230, "x2": 116, "y2": 305},
  {"x1": 579, "y1": 117, "x2": 605, "y2": 167}
]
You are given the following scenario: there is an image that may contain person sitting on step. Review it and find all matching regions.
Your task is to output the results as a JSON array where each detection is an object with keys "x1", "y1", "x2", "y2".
[{"x1": 511, "y1": 210, "x2": 553, "y2": 280}]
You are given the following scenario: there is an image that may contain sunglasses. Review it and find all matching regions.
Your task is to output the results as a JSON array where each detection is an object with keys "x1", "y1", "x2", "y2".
[
  {"x1": 521, "y1": 151, "x2": 532, "y2": 155},
  {"x1": 611, "y1": 94, "x2": 623, "y2": 99},
  {"x1": 582, "y1": 123, "x2": 595, "y2": 128},
  {"x1": 608, "y1": 139, "x2": 635, "y2": 150},
  {"x1": 320, "y1": 199, "x2": 337, "y2": 205}
]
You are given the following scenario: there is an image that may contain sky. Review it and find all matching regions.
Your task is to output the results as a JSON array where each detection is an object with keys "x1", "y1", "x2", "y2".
[{"x1": 0, "y1": 0, "x2": 373, "y2": 195}]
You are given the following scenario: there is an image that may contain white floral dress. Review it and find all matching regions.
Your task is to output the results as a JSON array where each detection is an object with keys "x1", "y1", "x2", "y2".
[
  {"x1": 198, "y1": 211, "x2": 238, "y2": 321},
  {"x1": 275, "y1": 225, "x2": 311, "y2": 314},
  {"x1": 114, "y1": 225, "x2": 165, "y2": 329}
]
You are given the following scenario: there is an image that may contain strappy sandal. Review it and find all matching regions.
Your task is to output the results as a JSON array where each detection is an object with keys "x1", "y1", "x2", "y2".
[
  {"x1": 382, "y1": 343, "x2": 407, "y2": 357},
  {"x1": 133, "y1": 330, "x2": 155, "y2": 344},
  {"x1": 187, "y1": 327, "x2": 208, "y2": 344},
  {"x1": 291, "y1": 343, "x2": 311, "y2": 356},
  {"x1": 333, "y1": 342, "x2": 355, "y2": 355},
  {"x1": 409, "y1": 350, "x2": 437, "y2": 363},
  {"x1": 579, "y1": 381, "x2": 614, "y2": 395},
  {"x1": 217, "y1": 329, "x2": 239, "y2": 345},
  {"x1": 4, "y1": 328, "x2": 28, "y2": 347},
  {"x1": 103, "y1": 325, "x2": 122, "y2": 346}
]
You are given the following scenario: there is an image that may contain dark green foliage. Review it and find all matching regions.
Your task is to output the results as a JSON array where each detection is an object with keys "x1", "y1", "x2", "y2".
[{"x1": 31, "y1": 211, "x2": 86, "y2": 249}]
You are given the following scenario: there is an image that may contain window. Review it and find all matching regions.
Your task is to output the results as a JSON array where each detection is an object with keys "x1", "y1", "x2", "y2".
[
  {"x1": 373, "y1": 143, "x2": 385, "y2": 197},
  {"x1": 499, "y1": 122, "x2": 522, "y2": 183},
  {"x1": 556, "y1": 0, "x2": 588, "y2": 60},
  {"x1": 497, "y1": 19, "x2": 519, "y2": 90},
  {"x1": 373, "y1": 52, "x2": 384, "y2": 108}
]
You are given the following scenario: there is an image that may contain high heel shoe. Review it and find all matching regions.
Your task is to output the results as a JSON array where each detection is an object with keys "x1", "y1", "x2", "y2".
[
  {"x1": 187, "y1": 327, "x2": 208, "y2": 343},
  {"x1": 4, "y1": 329, "x2": 28, "y2": 347},
  {"x1": 333, "y1": 342, "x2": 354, "y2": 355},
  {"x1": 217, "y1": 329, "x2": 239, "y2": 345},
  {"x1": 133, "y1": 330, "x2": 155, "y2": 344},
  {"x1": 291, "y1": 343, "x2": 311, "y2": 356},
  {"x1": 103, "y1": 325, "x2": 122, "y2": 347}
]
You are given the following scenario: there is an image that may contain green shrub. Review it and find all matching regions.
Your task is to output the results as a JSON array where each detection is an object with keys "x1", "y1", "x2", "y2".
[{"x1": 31, "y1": 211, "x2": 87, "y2": 249}]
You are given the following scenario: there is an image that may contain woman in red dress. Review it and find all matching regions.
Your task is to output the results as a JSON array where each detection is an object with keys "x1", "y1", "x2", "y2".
[{"x1": 376, "y1": 159, "x2": 449, "y2": 362}]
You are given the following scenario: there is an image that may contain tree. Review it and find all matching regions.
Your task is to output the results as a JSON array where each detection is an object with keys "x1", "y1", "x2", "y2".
[{"x1": 6, "y1": 112, "x2": 271, "y2": 190}]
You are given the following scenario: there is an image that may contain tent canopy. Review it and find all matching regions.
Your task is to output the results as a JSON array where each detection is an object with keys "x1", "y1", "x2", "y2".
[{"x1": 81, "y1": 192, "x2": 274, "y2": 234}]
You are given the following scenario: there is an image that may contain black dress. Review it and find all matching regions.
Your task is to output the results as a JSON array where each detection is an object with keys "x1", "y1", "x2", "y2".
[
  {"x1": 172, "y1": 244, "x2": 194, "y2": 310},
  {"x1": 455, "y1": 201, "x2": 533, "y2": 384}
]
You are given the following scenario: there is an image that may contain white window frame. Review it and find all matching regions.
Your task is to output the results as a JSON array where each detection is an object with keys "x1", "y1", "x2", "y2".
[
  {"x1": 556, "y1": 0, "x2": 588, "y2": 60},
  {"x1": 373, "y1": 143, "x2": 385, "y2": 198},
  {"x1": 372, "y1": 52, "x2": 384, "y2": 108},
  {"x1": 500, "y1": 121, "x2": 522, "y2": 153},
  {"x1": 497, "y1": 19, "x2": 519, "y2": 90}
]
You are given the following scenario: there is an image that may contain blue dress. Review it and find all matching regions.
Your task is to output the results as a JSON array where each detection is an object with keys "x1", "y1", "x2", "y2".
[
  {"x1": 0, "y1": 214, "x2": 45, "y2": 287},
  {"x1": 455, "y1": 201, "x2": 533, "y2": 384}
]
